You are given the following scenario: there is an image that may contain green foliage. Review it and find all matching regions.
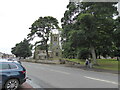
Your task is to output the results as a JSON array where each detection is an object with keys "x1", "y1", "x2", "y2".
[
  {"x1": 28, "y1": 16, "x2": 59, "y2": 58},
  {"x1": 77, "y1": 48, "x2": 90, "y2": 59},
  {"x1": 62, "y1": 41, "x2": 77, "y2": 59},
  {"x1": 61, "y1": 2, "x2": 80, "y2": 59},
  {"x1": 11, "y1": 39, "x2": 32, "y2": 59},
  {"x1": 76, "y1": 13, "x2": 98, "y2": 45},
  {"x1": 61, "y1": 2, "x2": 119, "y2": 64}
]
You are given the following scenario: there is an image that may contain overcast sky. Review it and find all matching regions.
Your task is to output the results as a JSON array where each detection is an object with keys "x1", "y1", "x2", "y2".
[
  {"x1": 0, "y1": 0, "x2": 119, "y2": 54},
  {"x1": 0, "y1": 0, "x2": 69, "y2": 54}
]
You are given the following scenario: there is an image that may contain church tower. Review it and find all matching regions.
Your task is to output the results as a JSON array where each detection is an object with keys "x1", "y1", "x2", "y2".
[{"x1": 50, "y1": 34, "x2": 61, "y2": 59}]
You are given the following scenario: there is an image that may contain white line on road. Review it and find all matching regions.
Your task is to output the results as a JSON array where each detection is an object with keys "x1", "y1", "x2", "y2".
[
  {"x1": 84, "y1": 76, "x2": 118, "y2": 85},
  {"x1": 49, "y1": 69, "x2": 70, "y2": 75}
]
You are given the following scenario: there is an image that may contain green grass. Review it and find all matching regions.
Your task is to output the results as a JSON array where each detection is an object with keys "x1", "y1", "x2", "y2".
[
  {"x1": 94, "y1": 59, "x2": 118, "y2": 71},
  {"x1": 65, "y1": 58, "x2": 119, "y2": 71},
  {"x1": 65, "y1": 58, "x2": 85, "y2": 65}
]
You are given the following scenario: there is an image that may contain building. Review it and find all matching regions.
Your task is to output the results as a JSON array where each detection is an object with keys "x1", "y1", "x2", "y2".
[
  {"x1": 34, "y1": 34, "x2": 62, "y2": 60},
  {"x1": 34, "y1": 49, "x2": 47, "y2": 60},
  {"x1": 0, "y1": 52, "x2": 15, "y2": 59},
  {"x1": 49, "y1": 34, "x2": 62, "y2": 59},
  {"x1": 0, "y1": 52, "x2": 3, "y2": 59}
]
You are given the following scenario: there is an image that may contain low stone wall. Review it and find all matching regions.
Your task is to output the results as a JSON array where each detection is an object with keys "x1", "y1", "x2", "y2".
[
  {"x1": 35, "y1": 60, "x2": 59, "y2": 64},
  {"x1": 23, "y1": 59, "x2": 81, "y2": 67},
  {"x1": 23, "y1": 59, "x2": 36, "y2": 63},
  {"x1": 23, "y1": 59, "x2": 60, "y2": 64}
]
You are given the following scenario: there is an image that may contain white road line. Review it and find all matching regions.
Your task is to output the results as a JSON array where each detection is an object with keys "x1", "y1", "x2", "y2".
[
  {"x1": 49, "y1": 69, "x2": 70, "y2": 75},
  {"x1": 84, "y1": 76, "x2": 118, "y2": 85}
]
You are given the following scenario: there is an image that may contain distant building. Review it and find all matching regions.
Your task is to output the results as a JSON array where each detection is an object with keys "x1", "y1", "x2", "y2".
[
  {"x1": 34, "y1": 34, "x2": 62, "y2": 60},
  {"x1": 0, "y1": 52, "x2": 15, "y2": 59},
  {"x1": 0, "y1": 52, "x2": 3, "y2": 59},
  {"x1": 34, "y1": 49, "x2": 47, "y2": 60}
]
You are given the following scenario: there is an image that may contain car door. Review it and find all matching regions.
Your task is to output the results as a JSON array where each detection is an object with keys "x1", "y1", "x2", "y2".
[
  {"x1": 0, "y1": 63, "x2": 11, "y2": 89},
  {"x1": 1, "y1": 63, "x2": 11, "y2": 83},
  {"x1": 0, "y1": 63, "x2": 2, "y2": 89}
]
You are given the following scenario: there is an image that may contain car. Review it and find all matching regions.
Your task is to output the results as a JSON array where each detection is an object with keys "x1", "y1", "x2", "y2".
[{"x1": 0, "y1": 61, "x2": 26, "y2": 90}]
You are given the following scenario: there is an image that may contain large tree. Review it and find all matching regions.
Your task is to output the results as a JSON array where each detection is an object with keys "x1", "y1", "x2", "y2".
[
  {"x1": 61, "y1": 2, "x2": 118, "y2": 65},
  {"x1": 75, "y1": 2, "x2": 118, "y2": 64},
  {"x1": 61, "y1": 2, "x2": 80, "y2": 58},
  {"x1": 28, "y1": 16, "x2": 59, "y2": 58},
  {"x1": 75, "y1": 13, "x2": 98, "y2": 64},
  {"x1": 113, "y1": 16, "x2": 120, "y2": 60},
  {"x1": 11, "y1": 39, "x2": 32, "y2": 59}
]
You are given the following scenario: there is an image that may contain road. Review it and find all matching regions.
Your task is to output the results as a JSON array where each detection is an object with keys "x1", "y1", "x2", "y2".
[{"x1": 22, "y1": 62, "x2": 118, "y2": 88}]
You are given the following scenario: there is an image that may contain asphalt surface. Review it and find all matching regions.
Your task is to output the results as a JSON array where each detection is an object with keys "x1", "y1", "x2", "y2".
[{"x1": 22, "y1": 62, "x2": 119, "y2": 88}]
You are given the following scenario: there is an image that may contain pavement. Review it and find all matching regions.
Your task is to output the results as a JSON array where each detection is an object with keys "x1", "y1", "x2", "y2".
[
  {"x1": 18, "y1": 79, "x2": 41, "y2": 90},
  {"x1": 18, "y1": 82, "x2": 33, "y2": 89}
]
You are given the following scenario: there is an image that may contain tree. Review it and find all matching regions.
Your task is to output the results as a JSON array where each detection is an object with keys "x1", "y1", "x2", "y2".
[
  {"x1": 77, "y1": 48, "x2": 90, "y2": 59},
  {"x1": 61, "y1": 2, "x2": 118, "y2": 65},
  {"x1": 75, "y1": 13, "x2": 98, "y2": 64},
  {"x1": 113, "y1": 16, "x2": 120, "y2": 60},
  {"x1": 28, "y1": 16, "x2": 59, "y2": 59},
  {"x1": 11, "y1": 39, "x2": 32, "y2": 59},
  {"x1": 61, "y1": 2, "x2": 80, "y2": 59}
]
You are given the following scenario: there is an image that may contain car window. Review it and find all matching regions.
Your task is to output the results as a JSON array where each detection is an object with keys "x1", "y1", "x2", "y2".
[
  {"x1": 9, "y1": 64, "x2": 17, "y2": 69},
  {"x1": 0, "y1": 63, "x2": 10, "y2": 70},
  {"x1": 0, "y1": 64, "x2": 1, "y2": 70}
]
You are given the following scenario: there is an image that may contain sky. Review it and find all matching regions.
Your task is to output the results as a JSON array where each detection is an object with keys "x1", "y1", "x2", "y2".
[
  {"x1": 118, "y1": 1, "x2": 120, "y2": 16},
  {"x1": 0, "y1": 0, "x2": 69, "y2": 54},
  {"x1": 0, "y1": 0, "x2": 119, "y2": 54}
]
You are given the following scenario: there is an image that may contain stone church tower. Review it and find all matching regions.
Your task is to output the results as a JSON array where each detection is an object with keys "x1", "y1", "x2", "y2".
[
  {"x1": 34, "y1": 33, "x2": 62, "y2": 60},
  {"x1": 50, "y1": 34, "x2": 62, "y2": 59}
]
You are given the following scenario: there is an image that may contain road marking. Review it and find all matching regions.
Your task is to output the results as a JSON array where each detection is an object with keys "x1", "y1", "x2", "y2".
[
  {"x1": 84, "y1": 76, "x2": 118, "y2": 85},
  {"x1": 49, "y1": 69, "x2": 70, "y2": 75}
]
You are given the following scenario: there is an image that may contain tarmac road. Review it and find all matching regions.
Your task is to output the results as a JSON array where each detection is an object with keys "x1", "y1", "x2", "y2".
[{"x1": 22, "y1": 62, "x2": 118, "y2": 89}]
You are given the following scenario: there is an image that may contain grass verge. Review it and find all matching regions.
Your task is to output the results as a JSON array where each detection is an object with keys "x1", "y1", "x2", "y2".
[{"x1": 65, "y1": 58, "x2": 118, "y2": 71}]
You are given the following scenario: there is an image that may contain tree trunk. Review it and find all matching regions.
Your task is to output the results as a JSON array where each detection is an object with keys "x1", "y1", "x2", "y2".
[{"x1": 90, "y1": 45, "x2": 98, "y2": 65}]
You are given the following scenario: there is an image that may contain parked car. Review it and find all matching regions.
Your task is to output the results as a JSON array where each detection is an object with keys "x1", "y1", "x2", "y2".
[{"x1": 0, "y1": 61, "x2": 26, "y2": 90}]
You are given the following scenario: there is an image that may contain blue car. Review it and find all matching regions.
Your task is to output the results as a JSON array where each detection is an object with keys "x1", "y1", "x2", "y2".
[{"x1": 0, "y1": 61, "x2": 26, "y2": 90}]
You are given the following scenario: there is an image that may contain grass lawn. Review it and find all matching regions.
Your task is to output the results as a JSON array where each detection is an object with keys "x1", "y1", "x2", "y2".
[
  {"x1": 94, "y1": 59, "x2": 118, "y2": 71},
  {"x1": 65, "y1": 58, "x2": 119, "y2": 71}
]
